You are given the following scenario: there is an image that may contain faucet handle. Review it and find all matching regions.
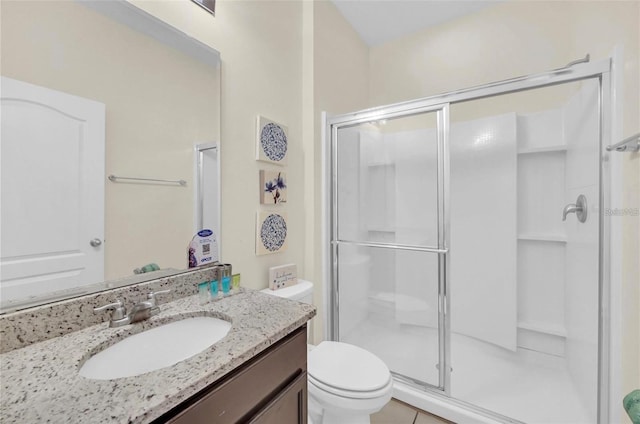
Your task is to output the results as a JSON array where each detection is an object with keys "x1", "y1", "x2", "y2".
[
  {"x1": 562, "y1": 194, "x2": 588, "y2": 223},
  {"x1": 94, "y1": 299, "x2": 127, "y2": 321},
  {"x1": 147, "y1": 289, "x2": 170, "y2": 307}
]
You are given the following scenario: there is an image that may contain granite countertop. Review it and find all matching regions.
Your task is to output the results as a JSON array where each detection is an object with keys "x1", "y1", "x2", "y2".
[{"x1": 0, "y1": 290, "x2": 316, "y2": 424}]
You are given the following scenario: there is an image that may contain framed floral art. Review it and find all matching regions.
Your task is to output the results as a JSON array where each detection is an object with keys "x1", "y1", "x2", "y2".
[{"x1": 259, "y1": 170, "x2": 287, "y2": 205}]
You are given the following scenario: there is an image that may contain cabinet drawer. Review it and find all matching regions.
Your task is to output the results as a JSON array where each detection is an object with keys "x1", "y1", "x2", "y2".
[{"x1": 162, "y1": 326, "x2": 307, "y2": 424}]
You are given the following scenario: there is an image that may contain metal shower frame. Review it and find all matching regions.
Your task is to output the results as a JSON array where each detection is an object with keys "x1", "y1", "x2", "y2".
[{"x1": 323, "y1": 56, "x2": 613, "y2": 423}]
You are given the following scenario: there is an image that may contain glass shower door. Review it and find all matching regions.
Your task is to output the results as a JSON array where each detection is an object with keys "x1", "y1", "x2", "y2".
[
  {"x1": 332, "y1": 106, "x2": 448, "y2": 390},
  {"x1": 447, "y1": 79, "x2": 601, "y2": 423}
]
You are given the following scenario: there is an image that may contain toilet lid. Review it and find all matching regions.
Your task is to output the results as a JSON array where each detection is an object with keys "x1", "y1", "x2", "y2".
[{"x1": 308, "y1": 341, "x2": 391, "y2": 393}]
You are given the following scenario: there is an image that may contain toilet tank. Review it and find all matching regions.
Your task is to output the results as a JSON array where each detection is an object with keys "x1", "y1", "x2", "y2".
[{"x1": 260, "y1": 279, "x2": 313, "y2": 305}]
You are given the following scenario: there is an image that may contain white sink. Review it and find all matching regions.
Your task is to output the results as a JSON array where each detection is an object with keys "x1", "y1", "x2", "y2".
[{"x1": 79, "y1": 316, "x2": 231, "y2": 380}]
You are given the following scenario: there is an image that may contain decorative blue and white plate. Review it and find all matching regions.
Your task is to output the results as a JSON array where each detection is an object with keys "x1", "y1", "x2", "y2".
[
  {"x1": 257, "y1": 212, "x2": 288, "y2": 255},
  {"x1": 256, "y1": 116, "x2": 288, "y2": 165}
]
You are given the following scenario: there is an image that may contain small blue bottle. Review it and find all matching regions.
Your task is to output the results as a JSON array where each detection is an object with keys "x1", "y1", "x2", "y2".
[
  {"x1": 210, "y1": 278, "x2": 219, "y2": 299},
  {"x1": 221, "y1": 264, "x2": 232, "y2": 296}
]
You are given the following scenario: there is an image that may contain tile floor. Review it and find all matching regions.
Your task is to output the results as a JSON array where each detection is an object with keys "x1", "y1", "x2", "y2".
[{"x1": 371, "y1": 399, "x2": 454, "y2": 424}]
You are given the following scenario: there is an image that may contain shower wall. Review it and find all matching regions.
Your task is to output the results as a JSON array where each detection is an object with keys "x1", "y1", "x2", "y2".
[
  {"x1": 514, "y1": 81, "x2": 600, "y2": 410},
  {"x1": 516, "y1": 107, "x2": 568, "y2": 356},
  {"x1": 450, "y1": 114, "x2": 518, "y2": 351},
  {"x1": 563, "y1": 81, "x2": 600, "y2": 417}
]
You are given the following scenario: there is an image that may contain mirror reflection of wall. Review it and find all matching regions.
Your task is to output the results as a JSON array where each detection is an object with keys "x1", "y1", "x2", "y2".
[
  {"x1": 195, "y1": 143, "x2": 220, "y2": 237},
  {"x1": 0, "y1": 0, "x2": 221, "y2": 309}
]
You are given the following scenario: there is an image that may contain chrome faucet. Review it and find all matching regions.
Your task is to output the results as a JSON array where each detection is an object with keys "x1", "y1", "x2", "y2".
[
  {"x1": 127, "y1": 299, "x2": 156, "y2": 324},
  {"x1": 94, "y1": 290, "x2": 170, "y2": 328}
]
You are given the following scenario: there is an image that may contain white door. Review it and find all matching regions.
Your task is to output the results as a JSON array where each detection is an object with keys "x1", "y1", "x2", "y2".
[{"x1": 1, "y1": 77, "x2": 105, "y2": 307}]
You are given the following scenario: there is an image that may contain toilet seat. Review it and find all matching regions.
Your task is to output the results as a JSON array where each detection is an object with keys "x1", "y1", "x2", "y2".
[
  {"x1": 308, "y1": 341, "x2": 392, "y2": 399},
  {"x1": 308, "y1": 373, "x2": 393, "y2": 400}
]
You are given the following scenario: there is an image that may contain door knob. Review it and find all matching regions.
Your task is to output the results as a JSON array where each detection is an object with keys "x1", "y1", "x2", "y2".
[
  {"x1": 562, "y1": 195, "x2": 587, "y2": 223},
  {"x1": 90, "y1": 238, "x2": 103, "y2": 247}
]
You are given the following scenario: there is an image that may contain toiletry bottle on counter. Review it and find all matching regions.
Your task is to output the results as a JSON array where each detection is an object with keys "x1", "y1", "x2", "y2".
[
  {"x1": 210, "y1": 266, "x2": 220, "y2": 300},
  {"x1": 210, "y1": 279, "x2": 219, "y2": 299},
  {"x1": 198, "y1": 281, "x2": 209, "y2": 305},
  {"x1": 232, "y1": 273, "x2": 241, "y2": 292},
  {"x1": 221, "y1": 264, "x2": 232, "y2": 296}
]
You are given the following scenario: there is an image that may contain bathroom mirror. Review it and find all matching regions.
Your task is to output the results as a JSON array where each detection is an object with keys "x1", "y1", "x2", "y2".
[{"x1": 0, "y1": 0, "x2": 221, "y2": 312}]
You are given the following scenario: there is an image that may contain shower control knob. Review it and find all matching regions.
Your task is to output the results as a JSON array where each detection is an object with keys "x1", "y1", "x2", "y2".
[
  {"x1": 90, "y1": 238, "x2": 102, "y2": 247},
  {"x1": 562, "y1": 195, "x2": 588, "y2": 223}
]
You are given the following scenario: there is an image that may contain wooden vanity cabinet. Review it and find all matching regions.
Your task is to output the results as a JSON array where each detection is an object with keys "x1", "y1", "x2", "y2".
[{"x1": 156, "y1": 325, "x2": 307, "y2": 424}]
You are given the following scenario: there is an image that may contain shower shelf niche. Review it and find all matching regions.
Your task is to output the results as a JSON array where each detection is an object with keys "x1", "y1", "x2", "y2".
[{"x1": 516, "y1": 108, "x2": 569, "y2": 357}]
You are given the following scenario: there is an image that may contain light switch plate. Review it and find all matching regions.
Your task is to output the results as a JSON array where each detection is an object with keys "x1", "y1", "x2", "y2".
[{"x1": 268, "y1": 264, "x2": 297, "y2": 290}]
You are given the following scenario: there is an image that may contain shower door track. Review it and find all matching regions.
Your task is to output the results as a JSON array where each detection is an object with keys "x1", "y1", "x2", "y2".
[{"x1": 325, "y1": 56, "x2": 613, "y2": 424}]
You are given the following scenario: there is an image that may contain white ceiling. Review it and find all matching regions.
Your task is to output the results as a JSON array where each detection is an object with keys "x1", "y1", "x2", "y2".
[{"x1": 331, "y1": 0, "x2": 500, "y2": 46}]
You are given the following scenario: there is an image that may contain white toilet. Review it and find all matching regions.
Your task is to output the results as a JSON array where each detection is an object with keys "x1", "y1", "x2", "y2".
[{"x1": 261, "y1": 280, "x2": 393, "y2": 424}]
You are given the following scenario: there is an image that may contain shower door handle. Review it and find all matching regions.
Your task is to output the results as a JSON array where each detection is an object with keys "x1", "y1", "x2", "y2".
[{"x1": 562, "y1": 195, "x2": 587, "y2": 223}]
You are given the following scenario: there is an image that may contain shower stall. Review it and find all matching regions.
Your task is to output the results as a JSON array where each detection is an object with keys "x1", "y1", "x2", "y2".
[{"x1": 324, "y1": 58, "x2": 615, "y2": 423}]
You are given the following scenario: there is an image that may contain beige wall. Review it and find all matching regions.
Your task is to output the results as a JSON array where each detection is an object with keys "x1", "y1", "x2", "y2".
[
  {"x1": 368, "y1": 0, "x2": 639, "y2": 417},
  {"x1": 130, "y1": 0, "x2": 370, "y2": 345},
  {"x1": 130, "y1": 0, "x2": 307, "y2": 289},
  {"x1": 1, "y1": 1, "x2": 219, "y2": 280},
  {"x1": 309, "y1": 0, "x2": 370, "y2": 342},
  {"x1": 137, "y1": 0, "x2": 370, "y2": 344}
]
